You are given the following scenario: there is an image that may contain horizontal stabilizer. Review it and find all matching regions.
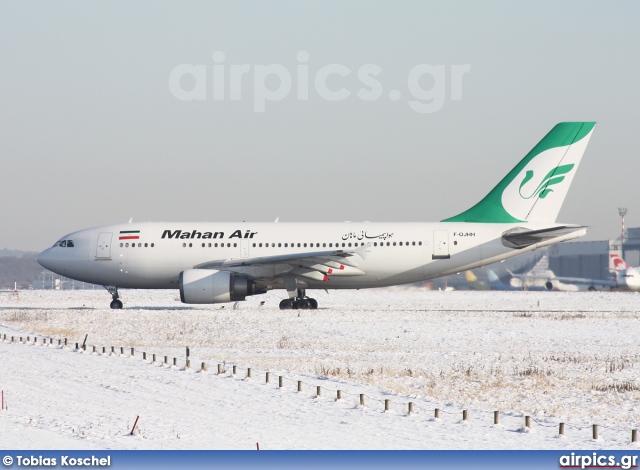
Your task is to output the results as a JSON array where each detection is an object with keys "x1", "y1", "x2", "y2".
[{"x1": 502, "y1": 225, "x2": 586, "y2": 249}]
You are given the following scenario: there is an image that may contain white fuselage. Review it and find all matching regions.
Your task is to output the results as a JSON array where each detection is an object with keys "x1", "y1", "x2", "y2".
[{"x1": 37, "y1": 221, "x2": 585, "y2": 292}]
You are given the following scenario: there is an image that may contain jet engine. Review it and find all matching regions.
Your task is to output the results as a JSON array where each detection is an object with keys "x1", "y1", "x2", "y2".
[{"x1": 179, "y1": 269, "x2": 260, "y2": 304}]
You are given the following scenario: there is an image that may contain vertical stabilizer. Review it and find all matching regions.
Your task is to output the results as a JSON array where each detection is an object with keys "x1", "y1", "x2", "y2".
[{"x1": 443, "y1": 122, "x2": 595, "y2": 223}]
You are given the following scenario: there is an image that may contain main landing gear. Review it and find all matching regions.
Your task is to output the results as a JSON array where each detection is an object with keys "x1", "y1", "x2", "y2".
[
  {"x1": 105, "y1": 286, "x2": 123, "y2": 309},
  {"x1": 279, "y1": 289, "x2": 318, "y2": 310}
]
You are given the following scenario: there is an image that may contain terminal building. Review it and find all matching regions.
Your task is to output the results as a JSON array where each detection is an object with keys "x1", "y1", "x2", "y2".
[{"x1": 548, "y1": 226, "x2": 640, "y2": 280}]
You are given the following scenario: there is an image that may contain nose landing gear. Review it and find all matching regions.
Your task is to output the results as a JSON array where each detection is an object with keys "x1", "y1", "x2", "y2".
[{"x1": 105, "y1": 286, "x2": 123, "y2": 309}]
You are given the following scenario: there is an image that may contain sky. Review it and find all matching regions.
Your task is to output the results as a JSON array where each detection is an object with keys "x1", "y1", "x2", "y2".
[{"x1": 1, "y1": 1, "x2": 639, "y2": 251}]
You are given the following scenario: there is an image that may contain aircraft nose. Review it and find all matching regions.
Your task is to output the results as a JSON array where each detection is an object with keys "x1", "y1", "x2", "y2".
[{"x1": 37, "y1": 248, "x2": 56, "y2": 272}]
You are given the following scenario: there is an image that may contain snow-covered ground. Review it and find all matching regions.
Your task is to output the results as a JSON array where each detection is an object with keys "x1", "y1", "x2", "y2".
[{"x1": 1, "y1": 287, "x2": 640, "y2": 449}]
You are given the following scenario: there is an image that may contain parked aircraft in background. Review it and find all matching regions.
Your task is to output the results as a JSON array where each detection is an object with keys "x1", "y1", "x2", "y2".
[
  {"x1": 37, "y1": 122, "x2": 596, "y2": 309},
  {"x1": 509, "y1": 253, "x2": 640, "y2": 291},
  {"x1": 465, "y1": 270, "x2": 490, "y2": 290},
  {"x1": 607, "y1": 255, "x2": 640, "y2": 291},
  {"x1": 465, "y1": 269, "x2": 547, "y2": 291},
  {"x1": 488, "y1": 269, "x2": 549, "y2": 291}
]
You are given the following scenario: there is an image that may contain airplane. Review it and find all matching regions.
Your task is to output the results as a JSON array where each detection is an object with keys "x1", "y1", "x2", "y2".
[
  {"x1": 510, "y1": 253, "x2": 640, "y2": 291},
  {"x1": 614, "y1": 257, "x2": 640, "y2": 291},
  {"x1": 488, "y1": 269, "x2": 549, "y2": 291},
  {"x1": 464, "y1": 270, "x2": 490, "y2": 290},
  {"x1": 465, "y1": 269, "x2": 547, "y2": 291},
  {"x1": 37, "y1": 122, "x2": 596, "y2": 309}
]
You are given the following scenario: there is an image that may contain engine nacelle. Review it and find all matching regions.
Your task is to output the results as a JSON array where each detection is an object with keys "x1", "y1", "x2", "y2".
[{"x1": 179, "y1": 269, "x2": 255, "y2": 304}]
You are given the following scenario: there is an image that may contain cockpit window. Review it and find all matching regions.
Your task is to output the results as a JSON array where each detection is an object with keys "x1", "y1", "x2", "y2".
[{"x1": 53, "y1": 239, "x2": 74, "y2": 248}]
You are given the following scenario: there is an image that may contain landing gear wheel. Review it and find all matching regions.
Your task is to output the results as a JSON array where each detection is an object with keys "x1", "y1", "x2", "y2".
[
  {"x1": 280, "y1": 288, "x2": 319, "y2": 310},
  {"x1": 105, "y1": 286, "x2": 122, "y2": 309}
]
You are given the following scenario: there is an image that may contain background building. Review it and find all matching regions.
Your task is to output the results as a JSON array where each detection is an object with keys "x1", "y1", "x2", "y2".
[{"x1": 548, "y1": 240, "x2": 620, "y2": 281}]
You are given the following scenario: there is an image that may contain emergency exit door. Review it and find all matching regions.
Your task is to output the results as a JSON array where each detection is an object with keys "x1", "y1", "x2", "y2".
[
  {"x1": 432, "y1": 230, "x2": 450, "y2": 260},
  {"x1": 96, "y1": 232, "x2": 113, "y2": 259}
]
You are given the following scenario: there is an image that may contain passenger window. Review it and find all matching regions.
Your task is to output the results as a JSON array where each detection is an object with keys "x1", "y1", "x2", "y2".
[
  {"x1": 145, "y1": 243, "x2": 148, "y2": 247},
  {"x1": 151, "y1": 243, "x2": 154, "y2": 247},
  {"x1": 278, "y1": 243, "x2": 281, "y2": 247},
  {"x1": 182, "y1": 243, "x2": 186, "y2": 247},
  {"x1": 189, "y1": 243, "x2": 192, "y2": 247},
  {"x1": 419, "y1": 241, "x2": 422, "y2": 246},
  {"x1": 234, "y1": 243, "x2": 237, "y2": 247},
  {"x1": 126, "y1": 243, "x2": 130, "y2": 247},
  {"x1": 120, "y1": 243, "x2": 123, "y2": 247}
]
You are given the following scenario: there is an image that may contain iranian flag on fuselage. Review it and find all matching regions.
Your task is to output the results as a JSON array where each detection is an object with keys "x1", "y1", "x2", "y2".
[{"x1": 119, "y1": 230, "x2": 140, "y2": 240}]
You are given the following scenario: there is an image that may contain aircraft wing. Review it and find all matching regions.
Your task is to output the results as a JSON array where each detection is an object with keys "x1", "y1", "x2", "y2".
[{"x1": 194, "y1": 244, "x2": 369, "y2": 278}]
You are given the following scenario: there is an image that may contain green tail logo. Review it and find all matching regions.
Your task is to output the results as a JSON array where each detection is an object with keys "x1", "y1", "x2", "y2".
[{"x1": 518, "y1": 164, "x2": 574, "y2": 200}]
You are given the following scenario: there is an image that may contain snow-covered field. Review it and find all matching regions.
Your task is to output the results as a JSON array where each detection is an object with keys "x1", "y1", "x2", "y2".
[{"x1": 1, "y1": 287, "x2": 640, "y2": 449}]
